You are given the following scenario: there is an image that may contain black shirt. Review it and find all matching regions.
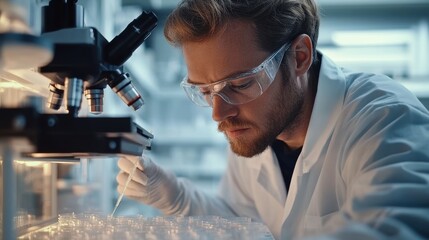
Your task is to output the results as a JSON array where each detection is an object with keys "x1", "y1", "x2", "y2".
[{"x1": 271, "y1": 140, "x2": 302, "y2": 193}]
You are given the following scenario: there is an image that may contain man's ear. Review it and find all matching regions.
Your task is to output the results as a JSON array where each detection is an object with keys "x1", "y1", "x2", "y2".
[{"x1": 291, "y1": 34, "x2": 313, "y2": 76}]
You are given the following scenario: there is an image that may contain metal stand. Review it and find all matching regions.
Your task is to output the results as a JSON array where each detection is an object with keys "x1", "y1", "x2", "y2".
[{"x1": 1, "y1": 141, "x2": 17, "y2": 240}]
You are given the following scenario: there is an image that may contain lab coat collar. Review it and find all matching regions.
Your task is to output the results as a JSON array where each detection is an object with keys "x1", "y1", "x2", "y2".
[
  {"x1": 255, "y1": 148, "x2": 287, "y2": 205},
  {"x1": 234, "y1": 146, "x2": 286, "y2": 206},
  {"x1": 279, "y1": 54, "x2": 348, "y2": 235},
  {"x1": 299, "y1": 53, "x2": 347, "y2": 172}
]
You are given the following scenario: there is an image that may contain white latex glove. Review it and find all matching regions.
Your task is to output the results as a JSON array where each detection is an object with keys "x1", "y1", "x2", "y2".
[{"x1": 116, "y1": 155, "x2": 183, "y2": 214}]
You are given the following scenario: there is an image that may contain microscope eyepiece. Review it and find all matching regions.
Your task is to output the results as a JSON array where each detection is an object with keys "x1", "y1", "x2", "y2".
[{"x1": 105, "y1": 11, "x2": 157, "y2": 66}]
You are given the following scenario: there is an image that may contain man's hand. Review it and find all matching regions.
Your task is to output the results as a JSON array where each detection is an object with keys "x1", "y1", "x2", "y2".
[{"x1": 116, "y1": 155, "x2": 182, "y2": 214}]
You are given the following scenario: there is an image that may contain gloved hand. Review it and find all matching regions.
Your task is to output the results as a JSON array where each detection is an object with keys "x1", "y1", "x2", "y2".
[{"x1": 116, "y1": 155, "x2": 184, "y2": 214}]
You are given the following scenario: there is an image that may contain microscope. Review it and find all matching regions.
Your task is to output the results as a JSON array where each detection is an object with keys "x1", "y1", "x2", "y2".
[{"x1": 1, "y1": 0, "x2": 155, "y2": 159}]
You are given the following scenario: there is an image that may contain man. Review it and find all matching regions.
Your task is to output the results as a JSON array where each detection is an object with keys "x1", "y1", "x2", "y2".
[{"x1": 117, "y1": 0, "x2": 429, "y2": 239}]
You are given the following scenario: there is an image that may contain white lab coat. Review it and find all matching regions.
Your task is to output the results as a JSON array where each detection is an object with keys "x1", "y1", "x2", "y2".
[{"x1": 213, "y1": 54, "x2": 429, "y2": 239}]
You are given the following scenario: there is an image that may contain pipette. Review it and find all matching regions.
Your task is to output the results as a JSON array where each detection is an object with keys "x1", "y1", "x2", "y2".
[{"x1": 111, "y1": 156, "x2": 140, "y2": 217}]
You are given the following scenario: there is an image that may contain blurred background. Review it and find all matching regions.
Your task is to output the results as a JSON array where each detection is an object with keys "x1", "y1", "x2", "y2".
[{"x1": 1, "y1": 0, "x2": 429, "y2": 220}]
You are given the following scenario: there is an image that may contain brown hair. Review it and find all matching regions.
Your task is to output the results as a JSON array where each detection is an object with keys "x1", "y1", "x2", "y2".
[{"x1": 164, "y1": 0, "x2": 319, "y2": 56}]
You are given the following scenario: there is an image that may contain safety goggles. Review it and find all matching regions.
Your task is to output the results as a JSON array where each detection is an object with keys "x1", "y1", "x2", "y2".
[{"x1": 180, "y1": 42, "x2": 291, "y2": 107}]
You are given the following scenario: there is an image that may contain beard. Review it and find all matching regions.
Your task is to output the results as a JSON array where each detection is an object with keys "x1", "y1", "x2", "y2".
[{"x1": 218, "y1": 76, "x2": 304, "y2": 158}]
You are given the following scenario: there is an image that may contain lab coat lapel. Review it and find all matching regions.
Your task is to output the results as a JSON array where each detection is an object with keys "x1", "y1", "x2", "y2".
[
  {"x1": 299, "y1": 54, "x2": 347, "y2": 172},
  {"x1": 255, "y1": 148, "x2": 287, "y2": 206}
]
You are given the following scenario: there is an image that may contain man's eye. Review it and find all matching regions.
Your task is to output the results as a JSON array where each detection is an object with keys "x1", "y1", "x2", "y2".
[
  {"x1": 230, "y1": 79, "x2": 253, "y2": 90},
  {"x1": 199, "y1": 87, "x2": 211, "y2": 95}
]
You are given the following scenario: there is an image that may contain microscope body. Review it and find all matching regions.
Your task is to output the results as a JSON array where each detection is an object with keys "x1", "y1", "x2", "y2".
[{"x1": 40, "y1": 27, "x2": 110, "y2": 86}]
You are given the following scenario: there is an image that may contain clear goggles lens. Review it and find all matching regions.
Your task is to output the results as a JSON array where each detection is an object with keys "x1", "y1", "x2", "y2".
[{"x1": 181, "y1": 43, "x2": 290, "y2": 107}]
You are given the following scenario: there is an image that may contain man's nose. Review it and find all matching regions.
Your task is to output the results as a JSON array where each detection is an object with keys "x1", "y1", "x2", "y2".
[{"x1": 211, "y1": 94, "x2": 237, "y2": 122}]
